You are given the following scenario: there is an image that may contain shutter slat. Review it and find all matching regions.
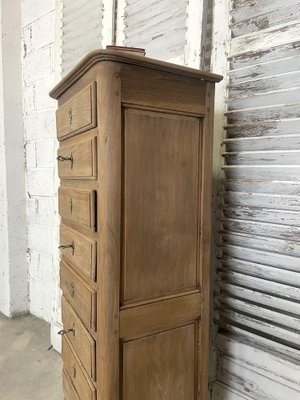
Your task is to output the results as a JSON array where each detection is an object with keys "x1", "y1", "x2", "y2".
[
  {"x1": 221, "y1": 244, "x2": 300, "y2": 272},
  {"x1": 61, "y1": 0, "x2": 103, "y2": 76},
  {"x1": 220, "y1": 257, "x2": 300, "y2": 286},
  {"x1": 220, "y1": 308, "x2": 300, "y2": 347},
  {"x1": 219, "y1": 283, "x2": 300, "y2": 316},
  {"x1": 219, "y1": 297, "x2": 300, "y2": 331},
  {"x1": 224, "y1": 135, "x2": 300, "y2": 152},
  {"x1": 124, "y1": 0, "x2": 188, "y2": 62},
  {"x1": 220, "y1": 218, "x2": 300, "y2": 241}
]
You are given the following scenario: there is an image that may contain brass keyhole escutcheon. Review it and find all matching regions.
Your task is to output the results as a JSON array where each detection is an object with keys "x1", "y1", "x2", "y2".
[
  {"x1": 68, "y1": 108, "x2": 72, "y2": 125},
  {"x1": 70, "y1": 282, "x2": 75, "y2": 298}
]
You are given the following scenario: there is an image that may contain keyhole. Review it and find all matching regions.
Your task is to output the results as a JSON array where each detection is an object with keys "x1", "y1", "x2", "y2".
[{"x1": 68, "y1": 108, "x2": 72, "y2": 125}]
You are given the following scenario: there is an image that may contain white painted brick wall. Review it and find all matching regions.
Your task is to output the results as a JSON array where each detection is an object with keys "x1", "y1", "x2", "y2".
[{"x1": 22, "y1": 0, "x2": 58, "y2": 323}]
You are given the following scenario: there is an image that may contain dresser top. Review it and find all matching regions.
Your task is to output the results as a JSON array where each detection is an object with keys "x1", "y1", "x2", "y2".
[{"x1": 49, "y1": 49, "x2": 222, "y2": 99}]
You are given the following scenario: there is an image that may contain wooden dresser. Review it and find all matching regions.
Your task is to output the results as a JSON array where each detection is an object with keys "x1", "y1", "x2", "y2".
[{"x1": 50, "y1": 49, "x2": 222, "y2": 400}]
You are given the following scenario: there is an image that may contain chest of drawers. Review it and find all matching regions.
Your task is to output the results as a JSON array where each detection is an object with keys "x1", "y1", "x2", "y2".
[{"x1": 50, "y1": 49, "x2": 222, "y2": 400}]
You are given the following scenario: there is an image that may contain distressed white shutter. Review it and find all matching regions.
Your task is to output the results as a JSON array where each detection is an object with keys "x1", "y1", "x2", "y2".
[
  {"x1": 123, "y1": 0, "x2": 188, "y2": 63},
  {"x1": 214, "y1": 0, "x2": 300, "y2": 398},
  {"x1": 61, "y1": 0, "x2": 103, "y2": 76}
]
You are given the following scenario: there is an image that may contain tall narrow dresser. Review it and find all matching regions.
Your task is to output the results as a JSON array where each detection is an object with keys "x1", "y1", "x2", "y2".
[{"x1": 50, "y1": 48, "x2": 222, "y2": 400}]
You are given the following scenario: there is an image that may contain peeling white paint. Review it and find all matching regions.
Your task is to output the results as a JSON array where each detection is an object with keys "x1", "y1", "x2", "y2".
[
  {"x1": 213, "y1": 0, "x2": 300, "y2": 398},
  {"x1": 124, "y1": 0, "x2": 188, "y2": 62},
  {"x1": 61, "y1": 0, "x2": 103, "y2": 76}
]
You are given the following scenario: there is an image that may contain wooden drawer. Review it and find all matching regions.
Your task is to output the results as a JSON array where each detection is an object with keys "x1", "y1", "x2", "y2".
[
  {"x1": 62, "y1": 296, "x2": 96, "y2": 381},
  {"x1": 59, "y1": 187, "x2": 96, "y2": 231},
  {"x1": 63, "y1": 370, "x2": 80, "y2": 400},
  {"x1": 56, "y1": 82, "x2": 97, "y2": 141},
  {"x1": 62, "y1": 338, "x2": 96, "y2": 400},
  {"x1": 58, "y1": 136, "x2": 97, "y2": 179},
  {"x1": 60, "y1": 225, "x2": 97, "y2": 282},
  {"x1": 60, "y1": 261, "x2": 96, "y2": 332}
]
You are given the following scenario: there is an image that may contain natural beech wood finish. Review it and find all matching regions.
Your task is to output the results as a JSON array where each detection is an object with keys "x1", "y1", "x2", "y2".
[
  {"x1": 198, "y1": 82, "x2": 216, "y2": 400},
  {"x1": 60, "y1": 225, "x2": 97, "y2": 282},
  {"x1": 60, "y1": 261, "x2": 96, "y2": 332},
  {"x1": 49, "y1": 49, "x2": 222, "y2": 99},
  {"x1": 56, "y1": 82, "x2": 97, "y2": 141},
  {"x1": 123, "y1": 110, "x2": 200, "y2": 302},
  {"x1": 51, "y1": 49, "x2": 221, "y2": 400},
  {"x1": 122, "y1": 324, "x2": 196, "y2": 400},
  {"x1": 96, "y1": 62, "x2": 122, "y2": 400},
  {"x1": 62, "y1": 338, "x2": 96, "y2": 400},
  {"x1": 59, "y1": 187, "x2": 96, "y2": 231},
  {"x1": 121, "y1": 65, "x2": 207, "y2": 115},
  {"x1": 62, "y1": 297, "x2": 96, "y2": 381},
  {"x1": 57, "y1": 135, "x2": 97, "y2": 180}
]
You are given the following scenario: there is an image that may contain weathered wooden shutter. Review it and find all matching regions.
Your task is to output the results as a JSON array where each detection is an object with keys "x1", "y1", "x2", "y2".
[
  {"x1": 61, "y1": 0, "x2": 103, "y2": 76},
  {"x1": 214, "y1": 0, "x2": 300, "y2": 398},
  {"x1": 123, "y1": 0, "x2": 188, "y2": 62}
]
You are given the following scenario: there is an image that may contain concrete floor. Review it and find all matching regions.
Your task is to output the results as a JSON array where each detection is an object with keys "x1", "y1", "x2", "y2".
[{"x1": 0, "y1": 313, "x2": 63, "y2": 400}]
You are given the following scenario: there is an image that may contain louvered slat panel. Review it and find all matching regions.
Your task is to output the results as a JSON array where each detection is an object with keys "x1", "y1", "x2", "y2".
[
  {"x1": 123, "y1": 0, "x2": 188, "y2": 61},
  {"x1": 61, "y1": 0, "x2": 103, "y2": 76},
  {"x1": 218, "y1": 0, "x2": 300, "y2": 358}
]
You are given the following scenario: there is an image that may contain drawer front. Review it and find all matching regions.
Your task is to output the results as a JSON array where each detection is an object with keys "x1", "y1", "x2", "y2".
[
  {"x1": 62, "y1": 296, "x2": 96, "y2": 381},
  {"x1": 60, "y1": 225, "x2": 97, "y2": 282},
  {"x1": 58, "y1": 136, "x2": 97, "y2": 179},
  {"x1": 56, "y1": 82, "x2": 97, "y2": 141},
  {"x1": 63, "y1": 370, "x2": 80, "y2": 400},
  {"x1": 59, "y1": 188, "x2": 96, "y2": 231},
  {"x1": 60, "y1": 261, "x2": 96, "y2": 331},
  {"x1": 62, "y1": 338, "x2": 96, "y2": 400}
]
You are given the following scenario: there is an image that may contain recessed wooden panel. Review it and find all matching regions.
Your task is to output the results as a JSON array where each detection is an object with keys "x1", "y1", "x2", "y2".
[
  {"x1": 62, "y1": 297, "x2": 96, "y2": 381},
  {"x1": 122, "y1": 324, "x2": 196, "y2": 400},
  {"x1": 60, "y1": 261, "x2": 97, "y2": 331},
  {"x1": 59, "y1": 187, "x2": 96, "y2": 231},
  {"x1": 60, "y1": 225, "x2": 97, "y2": 282},
  {"x1": 56, "y1": 82, "x2": 97, "y2": 141},
  {"x1": 123, "y1": 109, "x2": 201, "y2": 302},
  {"x1": 62, "y1": 338, "x2": 96, "y2": 400},
  {"x1": 58, "y1": 136, "x2": 97, "y2": 179}
]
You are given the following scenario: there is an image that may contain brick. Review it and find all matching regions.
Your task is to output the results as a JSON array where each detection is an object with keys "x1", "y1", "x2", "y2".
[
  {"x1": 28, "y1": 250, "x2": 53, "y2": 281},
  {"x1": 34, "y1": 77, "x2": 56, "y2": 111},
  {"x1": 26, "y1": 197, "x2": 56, "y2": 226},
  {"x1": 26, "y1": 169, "x2": 54, "y2": 196},
  {"x1": 22, "y1": 25, "x2": 33, "y2": 56},
  {"x1": 22, "y1": 45, "x2": 53, "y2": 82},
  {"x1": 22, "y1": 0, "x2": 55, "y2": 27},
  {"x1": 31, "y1": 11, "x2": 55, "y2": 50},
  {"x1": 25, "y1": 141, "x2": 37, "y2": 169},
  {"x1": 29, "y1": 277, "x2": 52, "y2": 322},
  {"x1": 23, "y1": 84, "x2": 35, "y2": 114},
  {"x1": 24, "y1": 109, "x2": 55, "y2": 140},
  {"x1": 36, "y1": 139, "x2": 55, "y2": 167},
  {"x1": 27, "y1": 224, "x2": 54, "y2": 255}
]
